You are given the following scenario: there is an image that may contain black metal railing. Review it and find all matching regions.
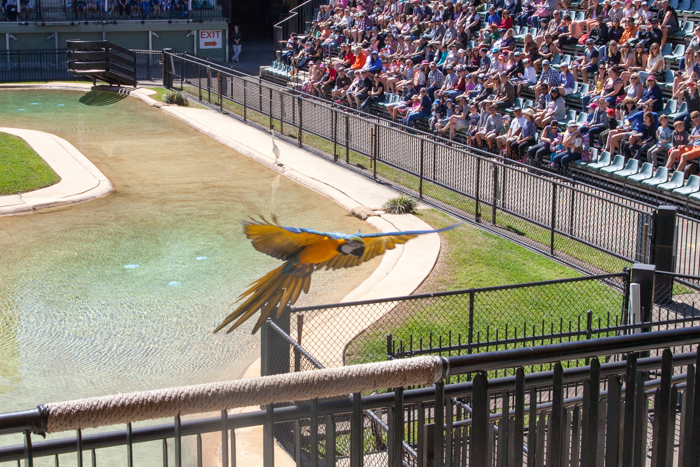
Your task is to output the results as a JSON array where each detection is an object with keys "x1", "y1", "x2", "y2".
[
  {"x1": 1, "y1": 327, "x2": 700, "y2": 467},
  {"x1": 0, "y1": 0, "x2": 224, "y2": 23},
  {"x1": 163, "y1": 53, "x2": 699, "y2": 280},
  {"x1": 0, "y1": 48, "x2": 162, "y2": 83}
]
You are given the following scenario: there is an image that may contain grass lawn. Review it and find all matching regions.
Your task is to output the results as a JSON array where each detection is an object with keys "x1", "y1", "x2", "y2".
[
  {"x1": 343, "y1": 209, "x2": 625, "y2": 367},
  {"x1": 145, "y1": 87, "x2": 207, "y2": 109},
  {"x1": 0, "y1": 132, "x2": 61, "y2": 195}
]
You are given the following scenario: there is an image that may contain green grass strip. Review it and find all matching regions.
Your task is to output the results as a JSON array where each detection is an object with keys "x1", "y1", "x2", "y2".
[{"x1": 0, "y1": 132, "x2": 61, "y2": 196}]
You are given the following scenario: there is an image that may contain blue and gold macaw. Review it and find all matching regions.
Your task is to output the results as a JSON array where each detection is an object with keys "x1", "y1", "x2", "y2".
[{"x1": 215, "y1": 216, "x2": 462, "y2": 334}]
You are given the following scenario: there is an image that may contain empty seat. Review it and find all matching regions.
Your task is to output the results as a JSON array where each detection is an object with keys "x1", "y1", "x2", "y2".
[
  {"x1": 613, "y1": 159, "x2": 640, "y2": 179},
  {"x1": 641, "y1": 167, "x2": 670, "y2": 187},
  {"x1": 570, "y1": 83, "x2": 589, "y2": 99},
  {"x1": 599, "y1": 155, "x2": 626, "y2": 173},
  {"x1": 664, "y1": 44, "x2": 686, "y2": 61},
  {"x1": 566, "y1": 109, "x2": 577, "y2": 123},
  {"x1": 682, "y1": 21, "x2": 695, "y2": 36},
  {"x1": 577, "y1": 112, "x2": 589, "y2": 124},
  {"x1": 587, "y1": 151, "x2": 612, "y2": 170},
  {"x1": 628, "y1": 162, "x2": 655, "y2": 183},
  {"x1": 661, "y1": 43, "x2": 673, "y2": 57},
  {"x1": 658, "y1": 170, "x2": 686, "y2": 191},
  {"x1": 669, "y1": 101, "x2": 688, "y2": 120},
  {"x1": 679, "y1": 0, "x2": 692, "y2": 10},
  {"x1": 660, "y1": 99, "x2": 678, "y2": 115},
  {"x1": 673, "y1": 174, "x2": 700, "y2": 196}
]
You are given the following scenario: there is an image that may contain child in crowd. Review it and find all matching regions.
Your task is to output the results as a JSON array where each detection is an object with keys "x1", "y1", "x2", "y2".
[{"x1": 648, "y1": 114, "x2": 672, "y2": 167}]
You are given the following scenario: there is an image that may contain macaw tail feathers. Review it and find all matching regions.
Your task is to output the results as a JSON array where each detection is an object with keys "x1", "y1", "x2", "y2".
[{"x1": 214, "y1": 262, "x2": 312, "y2": 335}]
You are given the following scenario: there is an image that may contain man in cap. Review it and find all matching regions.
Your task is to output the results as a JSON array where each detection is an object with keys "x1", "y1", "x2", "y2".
[
  {"x1": 426, "y1": 61, "x2": 445, "y2": 99},
  {"x1": 482, "y1": 72, "x2": 515, "y2": 111},
  {"x1": 496, "y1": 106, "x2": 526, "y2": 158},
  {"x1": 557, "y1": 62, "x2": 575, "y2": 96},
  {"x1": 639, "y1": 75, "x2": 664, "y2": 111},
  {"x1": 436, "y1": 64, "x2": 459, "y2": 100},
  {"x1": 588, "y1": 15, "x2": 609, "y2": 46},
  {"x1": 331, "y1": 66, "x2": 353, "y2": 102},
  {"x1": 656, "y1": 0, "x2": 680, "y2": 48},
  {"x1": 572, "y1": 38, "x2": 599, "y2": 84},
  {"x1": 388, "y1": 81, "x2": 418, "y2": 122},
  {"x1": 506, "y1": 51, "x2": 525, "y2": 79}
]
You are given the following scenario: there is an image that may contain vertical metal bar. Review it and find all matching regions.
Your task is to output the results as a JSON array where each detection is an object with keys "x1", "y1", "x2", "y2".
[
  {"x1": 197, "y1": 434, "x2": 203, "y2": 467},
  {"x1": 162, "y1": 439, "x2": 168, "y2": 467},
  {"x1": 527, "y1": 387, "x2": 537, "y2": 467},
  {"x1": 221, "y1": 410, "x2": 229, "y2": 467},
  {"x1": 394, "y1": 387, "x2": 405, "y2": 467},
  {"x1": 373, "y1": 124, "x2": 378, "y2": 179},
  {"x1": 633, "y1": 373, "x2": 647, "y2": 467},
  {"x1": 333, "y1": 110, "x2": 338, "y2": 161},
  {"x1": 297, "y1": 96, "x2": 303, "y2": 148},
  {"x1": 345, "y1": 114, "x2": 350, "y2": 163},
  {"x1": 606, "y1": 376, "x2": 622, "y2": 467},
  {"x1": 689, "y1": 346, "x2": 700, "y2": 466},
  {"x1": 497, "y1": 391, "x2": 509, "y2": 467},
  {"x1": 23, "y1": 431, "x2": 33, "y2": 467},
  {"x1": 492, "y1": 162, "x2": 498, "y2": 225},
  {"x1": 681, "y1": 364, "x2": 695, "y2": 467},
  {"x1": 91, "y1": 450, "x2": 96, "y2": 467},
  {"x1": 571, "y1": 406, "x2": 581, "y2": 467},
  {"x1": 243, "y1": 81, "x2": 247, "y2": 123},
  {"x1": 475, "y1": 158, "x2": 482, "y2": 223},
  {"x1": 434, "y1": 381, "x2": 445, "y2": 467},
  {"x1": 445, "y1": 397, "x2": 453, "y2": 467},
  {"x1": 264, "y1": 404, "x2": 275, "y2": 467},
  {"x1": 174, "y1": 414, "x2": 182, "y2": 467},
  {"x1": 259, "y1": 77, "x2": 262, "y2": 111},
  {"x1": 350, "y1": 393, "x2": 363, "y2": 467},
  {"x1": 471, "y1": 373, "x2": 489, "y2": 467},
  {"x1": 652, "y1": 348, "x2": 673, "y2": 467},
  {"x1": 417, "y1": 401, "x2": 425, "y2": 467},
  {"x1": 310, "y1": 398, "x2": 319, "y2": 467},
  {"x1": 550, "y1": 183, "x2": 557, "y2": 255},
  {"x1": 230, "y1": 430, "x2": 236, "y2": 467},
  {"x1": 388, "y1": 405, "x2": 395, "y2": 467},
  {"x1": 549, "y1": 363, "x2": 563, "y2": 466},
  {"x1": 622, "y1": 353, "x2": 637, "y2": 467},
  {"x1": 419, "y1": 139, "x2": 425, "y2": 198},
  {"x1": 581, "y1": 358, "x2": 600, "y2": 467},
  {"x1": 325, "y1": 415, "x2": 336, "y2": 467},
  {"x1": 269, "y1": 88, "x2": 273, "y2": 130},
  {"x1": 514, "y1": 368, "x2": 525, "y2": 465},
  {"x1": 127, "y1": 422, "x2": 133, "y2": 467},
  {"x1": 294, "y1": 420, "x2": 302, "y2": 467},
  {"x1": 666, "y1": 385, "x2": 678, "y2": 467},
  {"x1": 76, "y1": 429, "x2": 83, "y2": 467},
  {"x1": 197, "y1": 64, "x2": 201, "y2": 101},
  {"x1": 280, "y1": 90, "x2": 285, "y2": 135}
]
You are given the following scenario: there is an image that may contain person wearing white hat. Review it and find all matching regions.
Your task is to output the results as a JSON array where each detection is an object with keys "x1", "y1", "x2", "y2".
[
  {"x1": 511, "y1": 109, "x2": 538, "y2": 161},
  {"x1": 551, "y1": 121, "x2": 584, "y2": 176}
]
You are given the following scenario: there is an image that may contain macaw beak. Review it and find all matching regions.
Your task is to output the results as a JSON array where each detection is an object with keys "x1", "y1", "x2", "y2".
[{"x1": 338, "y1": 240, "x2": 365, "y2": 258}]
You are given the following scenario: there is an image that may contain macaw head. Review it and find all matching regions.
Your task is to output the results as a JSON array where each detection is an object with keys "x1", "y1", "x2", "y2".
[{"x1": 338, "y1": 239, "x2": 365, "y2": 258}]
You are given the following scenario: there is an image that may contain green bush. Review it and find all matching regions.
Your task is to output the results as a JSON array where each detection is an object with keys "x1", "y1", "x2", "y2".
[
  {"x1": 162, "y1": 91, "x2": 188, "y2": 106},
  {"x1": 383, "y1": 194, "x2": 418, "y2": 214}
]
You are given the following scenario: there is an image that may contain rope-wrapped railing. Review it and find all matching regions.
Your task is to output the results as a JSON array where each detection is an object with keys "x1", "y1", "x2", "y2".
[{"x1": 31, "y1": 356, "x2": 445, "y2": 434}]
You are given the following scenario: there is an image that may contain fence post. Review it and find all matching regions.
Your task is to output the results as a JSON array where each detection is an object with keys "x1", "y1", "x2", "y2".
[
  {"x1": 243, "y1": 80, "x2": 247, "y2": 123},
  {"x1": 162, "y1": 48, "x2": 172, "y2": 89},
  {"x1": 218, "y1": 73, "x2": 222, "y2": 112},
  {"x1": 475, "y1": 158, "x2": 481, "y2": 223},
  {"x1": 419, "y1": 139, "x2": 424, "y2": 198},
  {"x1": 630, "y1": 263, "x2": 656, "y2": 329},
  {"x1": 269, "y1": 88, "x2": 273, "y2": 130},
  {"x1": 373, "y1": 124, "x2": 378, "y2": 180},
  {"x1": 550, "y1": 183, "x2": 558, "y2": 255},
  {"x1": 198, "y1": 65, "x2": 202, "y2": 101},
  {"x1": 345, "y1": 114, "x2": 350, "y2": 163},
  {"x1": 298, "y1": 95, "x2": 303, "y2": 148},
  {"x1": 279, "y1": 90, "x2": 285, "y2": 135},
  {"x1": 333, "y1": 109, "x2": 338, "y2": 161},
  {"x1": 492, "y1": 162, "x2": 498, "y2": 225},
  {"x1": 386, "y1": 334, "x2": 393, "y2": 360},
  {"x1": 652, "y1": 206, "x2": 677, "y2": 303},
  {"x1": 260, "y1": 307, "x2": 291, "y2": 377}
]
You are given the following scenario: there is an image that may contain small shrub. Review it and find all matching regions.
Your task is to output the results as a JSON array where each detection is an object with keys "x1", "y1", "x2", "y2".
[
  {"x1": 383, "y1": 194, "x2": 418, "y2": 214},
  {"x1": 162, "y1": 91, "x2": 188, "y2": 106}
]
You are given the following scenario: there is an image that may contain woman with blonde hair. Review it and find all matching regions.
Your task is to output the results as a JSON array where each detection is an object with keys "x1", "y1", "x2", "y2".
[{"x1": 637, "y1": 42, "x2": 664, "y2": 82}]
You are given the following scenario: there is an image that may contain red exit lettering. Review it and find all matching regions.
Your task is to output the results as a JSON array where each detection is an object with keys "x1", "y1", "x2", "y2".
[{"x1": 200, "y1": 31, "x2": 220, "y2": 39}]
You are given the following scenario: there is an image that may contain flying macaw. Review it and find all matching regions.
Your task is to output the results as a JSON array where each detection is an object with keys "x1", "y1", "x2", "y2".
[{"x1": 214, "y1": 216, "x2": 462, "y2": 334}]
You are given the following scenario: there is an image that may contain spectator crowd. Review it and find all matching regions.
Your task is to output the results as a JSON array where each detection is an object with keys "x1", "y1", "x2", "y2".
[{"x1": 276, "y1": 0, "x2": 700, "y2": 179}]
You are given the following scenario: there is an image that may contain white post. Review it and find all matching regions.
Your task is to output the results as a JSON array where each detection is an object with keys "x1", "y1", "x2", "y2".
[{"x1": 629, "y1": 283, "x2": 642, "y2": 335}]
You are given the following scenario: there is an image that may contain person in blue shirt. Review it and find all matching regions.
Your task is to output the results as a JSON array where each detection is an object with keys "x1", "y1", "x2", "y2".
[
  {"x1": 486, "y1": 6, "x2": 502, "y2": 26},
  {"x1": 367, "y1": 51, "x2": 383, "y2": 74},
  {"x1": 403, "y1": 87, "x2": 433, "y2": 127},
  {"x1": 556, "y1": 63, "x2": 575, "y2": 97},
  {"x1": 605, "y1": 101, "x2": 657, "y2": 154},
  {"x1": 638, "y1": 75, "x2": 664, "y2": 112}
]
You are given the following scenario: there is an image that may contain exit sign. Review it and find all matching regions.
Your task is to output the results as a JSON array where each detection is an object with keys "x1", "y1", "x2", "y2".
[{"x1": 199, "y1": 30, "x2": 222, "y2": 49}]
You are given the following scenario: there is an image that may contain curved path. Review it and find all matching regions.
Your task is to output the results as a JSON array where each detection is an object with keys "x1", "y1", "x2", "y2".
[{"x1": 0, "y1": 128, "x2": 112, "y2": 215}]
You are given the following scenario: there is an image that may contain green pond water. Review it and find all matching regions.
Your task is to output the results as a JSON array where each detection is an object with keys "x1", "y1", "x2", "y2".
[{"x1": 0, "y1": 89, "x2": 380, "y2": 465}]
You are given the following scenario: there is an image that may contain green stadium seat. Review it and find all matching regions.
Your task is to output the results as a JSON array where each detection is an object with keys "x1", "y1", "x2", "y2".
[
  {"x1": 661, "y1": 43, "x2": 673, "y2": 57},
  {"x1": 575, "y1": 148, "x2": 598, "y2": 166},
  {"x1": 551, "y1": 53, "x2": 562, "y2": 65},
  {"x1": 576, "y1": 111, "x2": 588, "y2": 124},
  {"x1": 689, "y1": 186, "x2": 700, "y2": 201},
  {"x1": 679, "y1": 0, "x2": 692, "y2": 11},
  {"x1": 669, "y1": 101, "x2": 688, "y2": 120},
  {"x1": 673, "y1": 175, "x2": 700, "y2": 196},
  {"x1": 682, "y1": 21, "x2": 695, "y2": 36},
  {"x1": 612, "y1": 159, "x2": 640, "y2": 179},
  {"x1": 587, "y1": 150, "x2": 612, "y2": 170},
  {"x1": 660, "y1": 99, "x2": 678, "y2": 115},
  {"x1": 670, "y1": 0, "x2": 679, "y2": 8},
  {"x1": 575, "y1": 11, "x2": 585, "y2": 21},
  {"x1": 664, "y1": 44, "x2": 685, "y2": 62},
  {"x1": 658, "y1": 170, "x2": 685, "y2": 191},
  {"x1": 641, "y1": 167, "x2": 670, "y2": 188},
  {"x1": 570, "y1": 83, "x2": 589, "y2": 100},
  {"x1": 599, "y1": 155, "x2": 626, "y2": 173},
  {"x1": 566, "y1": 109, "x2": 577, "y2": 123},
  {"x1": 628, "y1": 162, "x2": 655, "y2": 184}
]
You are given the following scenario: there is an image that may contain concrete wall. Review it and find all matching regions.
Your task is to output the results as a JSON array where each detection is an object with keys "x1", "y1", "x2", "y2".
[{"x1": 1, "y1": 22, "x2": 228, "y2": 60}]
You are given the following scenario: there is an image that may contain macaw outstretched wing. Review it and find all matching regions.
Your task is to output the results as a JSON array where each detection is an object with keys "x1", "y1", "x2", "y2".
[
  {"x1": 244, "y1": 216, "x2": 334, "y2": 260},
  {"x1": 318, "y1": 222, "x2": 463, "y2": 270}
]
